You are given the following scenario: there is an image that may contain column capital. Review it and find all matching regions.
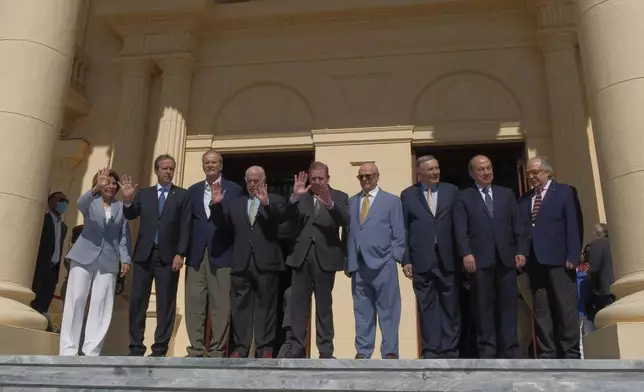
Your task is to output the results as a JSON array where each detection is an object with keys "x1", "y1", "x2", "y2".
[
  {"x1": 536, "y1": 0, "x2": 576, "y2": 29},
  {"x1": 537, "y1": 28, "x2": 578, "y2": 54},
  {"x1": 154, "y1": 53, "x2": 196, "y2": 77},
  {"x1": 114, "y1": 56, "x2": 156, "y2": 78}
]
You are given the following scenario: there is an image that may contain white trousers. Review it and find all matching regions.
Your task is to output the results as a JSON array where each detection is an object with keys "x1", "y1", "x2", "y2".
[{"x1": 59, "y1": 261, "x2": 116, "y2": 356}]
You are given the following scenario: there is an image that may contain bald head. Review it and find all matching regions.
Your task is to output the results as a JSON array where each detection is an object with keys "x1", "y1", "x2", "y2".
[
  {"x1": 357, "y1": 162, "x2": 379, "y2": 192},
  {"x1": 469, "y1": 155, "x2": 493, "y2": 186}
]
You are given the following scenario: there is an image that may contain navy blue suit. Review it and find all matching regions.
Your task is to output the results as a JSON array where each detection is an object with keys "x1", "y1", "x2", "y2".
[
  {"x1": 400, "y1": 182, "x2": 460, "y2": 358},
  {"x1": 186, "y1": 179, "x2": 243, "y2": 268},
  {"x1": 518, "y1": 180, "x2": 581, "y2": 359},
  {"x1": 453, "y1": 185, "x2": 520, "y2": 358}
]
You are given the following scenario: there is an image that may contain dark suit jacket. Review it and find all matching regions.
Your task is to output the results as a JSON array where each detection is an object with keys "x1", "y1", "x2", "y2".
[
  {"x1": 517, "y1": 181, "x2": 581, "y2": 266},
  {"x1": 586, "y1": 236, "x2": 614, "y2": 296},
  {"x1": 186, "y1": 178, "x2": 243, "y2": 268},
  {"x1": 211, "y1": 194, "x2": 287, "y2": 273},
  {"x1": 286, "y1": 189, "x2": 349, "y2": 272},
  {"x1": 453, "y1": 185, "x2": 519, "y2": 269},
  {"x1": 400, "y1": 182, "x2": 459, "y2": 273},
  {"x1": 36, "y1": 212, "x2": 68, "y2": 269},
  {"x1": 124, "y1": 185, "x2": 191, "y2": 264}
]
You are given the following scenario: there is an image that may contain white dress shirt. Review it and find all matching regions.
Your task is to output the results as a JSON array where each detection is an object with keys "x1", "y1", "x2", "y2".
[
  {"x1": 360, "y1": 186, "x2": 380, "y2": 214},
  {"x1": 203, "y1": 176, "x2": 222, "y2": 218},
  {"x1": 476, "y1": 184, "x2": 493, "y2": 201},
  {"x1": 48, "y1": 209, "x2": 62, "y2": 264},
  {"x1": 531, "y1": 179, "x2": 552, "y2": 210}
]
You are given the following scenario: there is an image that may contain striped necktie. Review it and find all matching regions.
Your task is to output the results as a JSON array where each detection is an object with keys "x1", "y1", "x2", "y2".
[{"x1": 532, "y1": 190, "x2": 542, "y2": 222}]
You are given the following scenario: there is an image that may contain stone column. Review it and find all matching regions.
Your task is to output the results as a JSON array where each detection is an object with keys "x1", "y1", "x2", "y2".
[
  {"x1": 0, "y1": 0, "x2": 82, "y2": 331},
  {"x1": 152, "y1": 55, "x2": 194, "y2": 186},
  {"x1": 538, "y1": 14, "x2": 602, "y2": 242},
  {"x1": 110, "y1": 57, "x2": 155, "y2": 177},
  {"x1": 576, "y1": 0, "x2": 644, "y2": 358}
]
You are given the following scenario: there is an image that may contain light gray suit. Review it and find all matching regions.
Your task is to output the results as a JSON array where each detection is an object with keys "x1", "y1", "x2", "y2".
[
  {"x1": 347, "y1": 187, "x2": 405, "y2": 358},
  {"x1": 66, "y1": 191, "x2": 131, "y2": 272},
  {"x1": 60, "y1": 190, "x2": 132, "y2": 356}
]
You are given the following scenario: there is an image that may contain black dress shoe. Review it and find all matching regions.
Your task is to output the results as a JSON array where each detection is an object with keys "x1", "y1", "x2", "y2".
[
  {"x1": 355, "y1": 354, "x2": 366, "y2": 359},
  {"x1": 319, "y1": 354, "x2": 336, "y2": 359},
  {"x1": 148, "y1": 353, "x2": 166, "y2": 357}
]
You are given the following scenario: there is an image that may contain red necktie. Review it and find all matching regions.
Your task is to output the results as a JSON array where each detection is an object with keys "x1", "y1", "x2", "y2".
[{"x1": 532, "y1": 191, "x2": 542, "y2": 222}]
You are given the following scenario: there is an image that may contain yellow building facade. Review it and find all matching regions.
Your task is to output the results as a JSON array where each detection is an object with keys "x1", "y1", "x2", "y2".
[{"x1": 0, "y1": 0, "x2": 643, "y2": 359}]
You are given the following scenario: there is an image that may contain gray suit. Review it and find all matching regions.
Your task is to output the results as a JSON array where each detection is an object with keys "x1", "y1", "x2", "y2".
[
  {"x1": 60, "y1": 190, "x2": 132, "y2": 356},
  {"x1": 66, "y1": 191, "x2": 132, "y2": 271},
  {"x1": 347, "y1": 187, "x2": 405, "y2": 358}
]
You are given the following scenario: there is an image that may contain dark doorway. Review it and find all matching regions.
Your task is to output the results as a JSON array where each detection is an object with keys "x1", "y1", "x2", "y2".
[
  {"x1": 413, "y1": 142, "x2": 527, "y2": 196},
  {"x1": 219, "y1": 150, "x2": 315, "y2": 358},
  {"x1": 412, "y1": 142, "x2": 527, "y2": 359}
]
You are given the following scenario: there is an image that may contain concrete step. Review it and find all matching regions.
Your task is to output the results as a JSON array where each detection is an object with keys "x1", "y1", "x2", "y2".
[{"x1": 0, "y1": 357, "x2": 642, "y2": 391}]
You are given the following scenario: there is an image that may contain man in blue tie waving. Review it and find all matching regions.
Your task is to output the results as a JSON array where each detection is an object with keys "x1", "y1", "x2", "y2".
[{"x1": 121, "y1": 154, "x2": 192, "y2": 357}]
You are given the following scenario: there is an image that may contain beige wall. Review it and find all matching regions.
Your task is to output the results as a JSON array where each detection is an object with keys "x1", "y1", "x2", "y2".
[{"x1": 41, "y1": 0, "x2": 605, "y2": 357}]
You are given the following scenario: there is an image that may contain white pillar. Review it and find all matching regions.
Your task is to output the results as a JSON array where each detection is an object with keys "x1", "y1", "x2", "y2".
[
  {"x1": 111, "y1": 58, "x2": 155, "y2": 177},
  {"x1": 577, "y1": 0, "x2": 644, "y2": 358},
  {"x1": 152, "y1": 55, "x2": 194, "y2": 186},
  {"x1": 539, "y1": 29, "x2": 601, "y2": 241},
  {"x1": 0, "y1": 0, "x2": 82, "y2": 330}
]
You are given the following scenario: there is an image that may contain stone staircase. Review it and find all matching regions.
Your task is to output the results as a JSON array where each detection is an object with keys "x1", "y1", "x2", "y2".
[{"x1": 0, "y1": 357, "x2": 642, "y2": 391}]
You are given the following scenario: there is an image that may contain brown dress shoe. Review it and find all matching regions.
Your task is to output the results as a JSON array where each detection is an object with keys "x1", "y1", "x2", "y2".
[
  {"x1": 261, "y1": 351, "x2": 273, "y2": 359},
  {"x1": 384, "y1": 353, "x2": 396, "y2": 359},
  {"x1": 355, "y1": 354, "x2": 367, "y2": 359},
  {"x1": 229, "y1": 352, "x2": 241, "y2": 358}
]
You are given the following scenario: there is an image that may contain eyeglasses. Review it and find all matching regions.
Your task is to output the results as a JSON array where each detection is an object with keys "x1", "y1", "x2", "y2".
[{"x1": 357, "y1": 173, "x2": 377, "y2": 181}]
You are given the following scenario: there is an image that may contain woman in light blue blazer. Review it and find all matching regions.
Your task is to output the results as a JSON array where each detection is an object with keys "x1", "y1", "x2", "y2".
[{"x1": 59, "y1": 168, "x2": 132, "y2": 356}]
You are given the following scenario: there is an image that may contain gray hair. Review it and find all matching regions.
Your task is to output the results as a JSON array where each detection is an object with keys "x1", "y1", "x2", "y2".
[
  {"x1": 416, "y1": 155, "x2": 438, "y2": 168},
  {"x1": 596, "y1": 223, "x2": 608, "y2": 236},
  {"x1": 531, "y1": 156, "x2": 554, "y2": 177},
  {"x1": 245, "y1": 165, "x2": 266, "y2": 179}
]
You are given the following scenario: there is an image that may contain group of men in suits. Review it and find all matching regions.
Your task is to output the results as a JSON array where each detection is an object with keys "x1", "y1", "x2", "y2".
[{"x1": 53, "y1": 147, "x2": 583, "y2": 359}]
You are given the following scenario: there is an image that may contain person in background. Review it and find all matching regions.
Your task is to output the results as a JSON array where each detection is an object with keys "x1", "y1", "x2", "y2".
[
  {"x1": 347, "y1": 163, "x2": 405, "y2": 359},
  {"x1": 585, "y1": 223, "x2": 614, "y2": 322},
  {"x1": 59, "y1": 168, "x2": 132, "y2": 356},
  {"x1": 121, "y1": 154, "x2": 192, "y2": 357},
  {"x1": 31, "y1": 191, "x2": 69, "y2": 328},
  {"x1": 577, "y1": 244, "x2": 593, "y2": 358},
  {"x1": 277, "y1": 286, "x2": 293, "y2": 358},
  {"x1": 185, "y1": 149, "x2": 243, "y2": 358}
]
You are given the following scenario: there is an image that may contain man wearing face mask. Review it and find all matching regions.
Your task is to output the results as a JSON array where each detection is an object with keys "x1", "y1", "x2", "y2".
[
  {"x1": 185, "y1": 149, "x2": 243, "y2": 358},
  {"x1": 400, "y1": 155, "x2": 460, "y2": 358},
  {"x1": 31, "y1": 192, "x2": 69, "y2": 321},
  {"x1": 453, "y1": 155, "x2": 521, "y2": 358}
]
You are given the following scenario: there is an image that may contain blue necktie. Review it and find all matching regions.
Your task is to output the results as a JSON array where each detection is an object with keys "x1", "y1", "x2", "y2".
[
  {"x1": 482, "y1": 187, "x2": 493, "y2": 218},
  {"x1": 154, "y1": 188, "x2": 167, "y2": 244}
]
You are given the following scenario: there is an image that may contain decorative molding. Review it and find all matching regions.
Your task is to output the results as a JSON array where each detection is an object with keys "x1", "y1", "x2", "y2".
[
  {"x1": 350, "y1": 161, "x2": 375, "y2": 167},
  {"x1": 312, "y1": 125, "x2": 414, "y2": 147},
  {"x1": 114, "y1": 56, "x2": 157, "y2": 77},
  {"x1": 101, "y1": 1, "x2": 529, "y2": 37},
  {"x1": 208, "y1": 1, "x2": 530, "y2": 33},
  {"x1": 154, "y1": 53, "x2": 196, "y2": 75},
  {"x1": 536, "y1": 0, "x2": 576, "y2": 29}
]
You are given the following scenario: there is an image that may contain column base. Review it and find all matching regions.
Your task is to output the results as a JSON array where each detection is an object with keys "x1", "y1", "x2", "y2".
[
  {"x1": 0, "y1": 324, "x2": 59, "y2": 355},
  {"x1": 0, "y1": 296, "x2": 48, "y2": 331},
  {"x1": 584, "y1": 322, "x2": 644, "y2": 359}
]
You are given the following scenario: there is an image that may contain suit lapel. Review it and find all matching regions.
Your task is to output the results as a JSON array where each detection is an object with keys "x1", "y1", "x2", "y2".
[
  {"x1": 195, "y1": 181, "x2": 207, "y2": 219},
  {"x1": 491, "y1": 186, "x2": 502, "y2": 219},
  {"x1": 472, "y1": 186, "x2": 491, "y2": 219},
  {"x1": 361, "y1": 190, "x2": 381, "y2": 226},
  {"x1": 415, "y1": 185, "x2": 432, "y2": 216},
  {"x1": 243, "y1": 196, "x2": 252, "y2": 227},
  {"x1": 159, "y1": 185, "x2": 175, "y2": 219}
]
